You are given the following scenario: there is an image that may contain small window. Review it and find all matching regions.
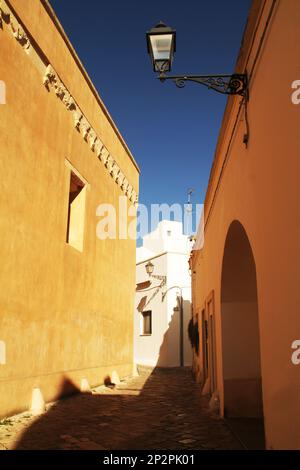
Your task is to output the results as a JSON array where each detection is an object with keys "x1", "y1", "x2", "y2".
[
  {"x1": 66, "y1": 171, "x2": 86, "y2": 252},
  {"x1": 141, "y1": 311, "x2": 152, "y2": 335},
  {"x1": 167, "y1": 230, "x2": 171, "y2": 236}
]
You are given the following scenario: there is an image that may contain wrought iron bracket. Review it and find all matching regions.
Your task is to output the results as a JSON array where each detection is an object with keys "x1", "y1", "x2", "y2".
[
  {"x1": 150, "y1": 274, "x2": 167, "y2": 285},
  {"x1": 158, "y1": 73, "x2": 248, "y2": 97}
]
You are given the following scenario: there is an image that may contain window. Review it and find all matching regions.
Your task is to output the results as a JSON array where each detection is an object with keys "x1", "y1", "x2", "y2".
[
  {"x1": 66, "y1": 170, "x2": 87, "y2": 252},
  {"x1": 141, "y1": 311, "x2": 152, "y2": 335},
  {"x1": 167, "y1": 230, "x2": 171, "y2": 236}
]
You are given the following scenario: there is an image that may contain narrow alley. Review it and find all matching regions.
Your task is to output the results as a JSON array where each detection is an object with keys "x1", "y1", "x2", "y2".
[
  {"x1": 1, "y1": 0, "x2": 300, "y2": 454},
  {"x1": 0, "y1": 368, "x2": 241, "y2": 451}
]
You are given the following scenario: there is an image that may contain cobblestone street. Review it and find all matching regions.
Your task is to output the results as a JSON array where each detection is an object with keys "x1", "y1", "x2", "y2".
[{"x1": 0, "y1": 368, "x2": 242, "y2": 450}]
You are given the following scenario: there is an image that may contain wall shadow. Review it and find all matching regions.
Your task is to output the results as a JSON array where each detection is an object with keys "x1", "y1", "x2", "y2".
[
  {"x1": 156, "y1": 298, "x2": 191, "y2": 367},
  {"x1": 11, "y1": 309, "x2": 239, "y2": 451},
  {"x1": 221, "y1": 220, "x2": 265, "y2": 450}
]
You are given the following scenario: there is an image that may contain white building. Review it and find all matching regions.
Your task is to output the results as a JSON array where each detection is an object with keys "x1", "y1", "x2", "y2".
[{"x1": 134, "y1": 220, "x2": 193, "y2": 368}]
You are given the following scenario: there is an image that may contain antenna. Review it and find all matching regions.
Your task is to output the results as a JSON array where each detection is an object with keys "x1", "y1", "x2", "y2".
[{"x1": 185, "y1": 188, "x2": 195, "y2": 237}]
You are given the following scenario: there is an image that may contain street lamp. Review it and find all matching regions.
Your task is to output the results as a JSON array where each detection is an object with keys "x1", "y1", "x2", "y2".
[
  {"x1": 146, "y1": 21, "x2": 176, "y2": 73},
  {"x1": 145, "y1": 260, "x2": 166, "y2": 284},
  {"x1": 145, "y1": 260, "x2": 154, "y2": 276},
  {"x1": 146, "y1": 22, "x2": 248, "y2": 97}
]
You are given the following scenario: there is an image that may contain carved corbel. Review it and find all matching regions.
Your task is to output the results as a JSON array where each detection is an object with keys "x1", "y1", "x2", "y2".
[
  {"x1": 105, "y1": 155, "x2": 114, "y2": 173},
  {"x1": 17, "y1": 29, "x2": 30, "y2": 51},
  {"x1": 73, "y1": 110, "x2": 82, "y2": 130},
  {"x1": 113, "y1": 167, "x2": 121, "y2": 182},
  {"x1": 116, "y1": 171, "x2": 124, "y2": 187},
  {"x1": 88, "y1": 129, "x2": 97, "y2": 150},
  {"x1": 100, "y1": 148, "x2": 109, "y2": 165},
  {"x1": 80, "y1": 117, "x2": 90, "y2": 141},
  {"x1": 110, "y1": 162, "x2": 119, "y2": 180},
  {"x1": 130, "y1": 189, "x2": 136, "y2": 203},
  {"x1": 126, "y1": 184, "x2": 133, "y2": 198},
  {"x1": 54, "y1": 82, "x2": 66, "y2": 100},
  {"x1": 10, "y1": 16, "x2": 30, "y2": 52},
  {"x1": 94, "y1": 139, "x2": 104, "y2": 159},
  {"x1": 0, "y1": 2, "x2": 10, "y2": 23},
  {"x1": 43, "y1": 64, "x2": 56, "y2": 88},
  {"x1": 63, "y1": 92, "x2": 75, "y2": 110},
  {"x1": 122, "y1": 179, "x2": 129, "y2": 194}
]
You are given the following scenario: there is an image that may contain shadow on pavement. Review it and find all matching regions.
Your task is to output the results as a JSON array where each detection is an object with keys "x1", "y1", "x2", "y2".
[
  {"x1": 13, "y1": 368, "x2": 241, "y2": 450},
  {"x1": 12, "y1": 312, "x2": 242, "y2": 450}
]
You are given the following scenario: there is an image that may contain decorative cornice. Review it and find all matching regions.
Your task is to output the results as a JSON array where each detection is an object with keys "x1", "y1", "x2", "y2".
[
  {"x1": 0, "y1": 0, "x2": 138, "y2": 205},
  {"x1": 0, "y1": 0, "x2": 31, "y2": 53},
  {"x1": 44, "y1": 65, "x2": 138, "y2": 205}
]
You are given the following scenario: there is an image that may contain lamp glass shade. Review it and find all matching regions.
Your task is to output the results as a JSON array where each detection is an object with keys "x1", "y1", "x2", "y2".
[
  {"x1": 150, "y1": 34, "x2": 173, "y2": 69},
  {"x1": 147, "y1": 23, "x2": 176, "y2": 73}
]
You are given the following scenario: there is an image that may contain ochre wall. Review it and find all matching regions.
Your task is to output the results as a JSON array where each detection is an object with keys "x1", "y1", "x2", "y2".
[
  {"x1": 0, "y1": 0, "x2": 139, "y2": 417},
  {"x1": 192, "y1": 0, "x2": 300, "y2": 449}
]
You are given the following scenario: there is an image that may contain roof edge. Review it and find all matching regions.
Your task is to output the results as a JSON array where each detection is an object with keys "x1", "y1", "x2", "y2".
[
  {"x1": 204, "y1": 0, "x2": 265, "y2": 212},
  {"x1": 41, "y1": 0, "x2": 140, "y2": 174}
]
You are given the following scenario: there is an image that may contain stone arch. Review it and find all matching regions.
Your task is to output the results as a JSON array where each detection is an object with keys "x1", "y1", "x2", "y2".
[{"x1": 221, "y1": 220, "x2": 264, "y2": 424}]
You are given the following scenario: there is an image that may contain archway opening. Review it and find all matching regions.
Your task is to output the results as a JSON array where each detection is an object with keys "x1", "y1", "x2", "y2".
[{"x1": 221, "y1": 220, "x2": 265, "y2": 448}]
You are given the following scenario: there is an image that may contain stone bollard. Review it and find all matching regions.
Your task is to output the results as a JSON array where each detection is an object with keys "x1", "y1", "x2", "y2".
[
  {"x1": 30, "y1": 388, "x2": 46, "y2": 416},
  {"x1": 80, "y1": 378, "x2": 91, "y2": 393}
]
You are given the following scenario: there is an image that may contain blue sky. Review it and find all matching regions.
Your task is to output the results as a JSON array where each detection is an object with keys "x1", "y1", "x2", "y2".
[{"x1": 49, "y1": 0, "x2": 252, "y2": 239}]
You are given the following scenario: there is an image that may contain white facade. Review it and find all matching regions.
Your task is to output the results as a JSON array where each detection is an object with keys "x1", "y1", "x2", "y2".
[{"x1": 134, "y1": 221, "x2": 193, "y2": 368}]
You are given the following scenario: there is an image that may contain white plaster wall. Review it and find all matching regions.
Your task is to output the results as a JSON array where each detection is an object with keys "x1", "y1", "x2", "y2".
[
  {"x1": 141, "y1": 221, "x2": 190, "y2": 256},
  {"x1": 134, "y1": 221, "x2": 192, "y2": 368},
  {"x1": 166, "y1": 252, "x2": 192, "y2": 367},
  {"x1": 134, "y1": 254, "x2": 168, "y2": 367}
]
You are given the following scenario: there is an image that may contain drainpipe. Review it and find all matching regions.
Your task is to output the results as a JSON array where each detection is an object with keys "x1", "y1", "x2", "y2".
[
  {"x1": 178, "y1": 294, "x2": 184, "y2": 367},
  {"x1": 163, "y1": 286, "x2": 187, "y2": 367}
]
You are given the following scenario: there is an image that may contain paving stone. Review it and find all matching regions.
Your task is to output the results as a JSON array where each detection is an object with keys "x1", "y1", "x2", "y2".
[
  {"x1": 0, "y1": 368, "x2": 242, "y2": 450},
  {"x1": 178, "y1": 438, "x2": 197, "y2": 444}
]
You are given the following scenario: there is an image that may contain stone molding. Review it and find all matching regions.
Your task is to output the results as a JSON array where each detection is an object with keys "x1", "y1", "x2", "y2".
[
  {"x1": 0, "y1": 0, "x2": 138, "y2": 205},
  {"x1": 0, "y1": 0, "x2": 31, "y2": 53}
]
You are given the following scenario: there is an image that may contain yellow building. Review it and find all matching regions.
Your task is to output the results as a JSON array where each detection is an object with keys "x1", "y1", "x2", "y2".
[
  {"x1": 0, "y1": 0, "x2": 139, "y2": 418},
  {"x1": 191, "y1": 0, "x2": 300, "y2": 449}
]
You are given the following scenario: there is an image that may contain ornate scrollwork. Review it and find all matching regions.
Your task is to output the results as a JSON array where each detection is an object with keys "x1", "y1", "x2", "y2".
[
  {"x1": 227, "y1": 74, "x2": 248, "y2": 95},
  {"x1": 170, "y1": 73, "x2": 247, "y2": 96},
  {"x1": 173, "y1": 78, "x2": 186, "y2": 88}
]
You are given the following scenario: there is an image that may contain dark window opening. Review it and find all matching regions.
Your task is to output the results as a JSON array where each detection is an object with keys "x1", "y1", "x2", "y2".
[
  {"x1": 141, "y1": 310, "x2": 152, "y2": 335},
  {"x1": 66, "y1": 170, "x2": 86, "y2": 251}
]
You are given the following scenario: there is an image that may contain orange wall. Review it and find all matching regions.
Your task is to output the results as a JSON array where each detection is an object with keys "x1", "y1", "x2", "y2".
[
  {"x1": 192, "y1": 0, "x2": 300, "y2": 449},
  {"x1": 0, "y1": 0, "x2": 139, "y2": 417}
]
